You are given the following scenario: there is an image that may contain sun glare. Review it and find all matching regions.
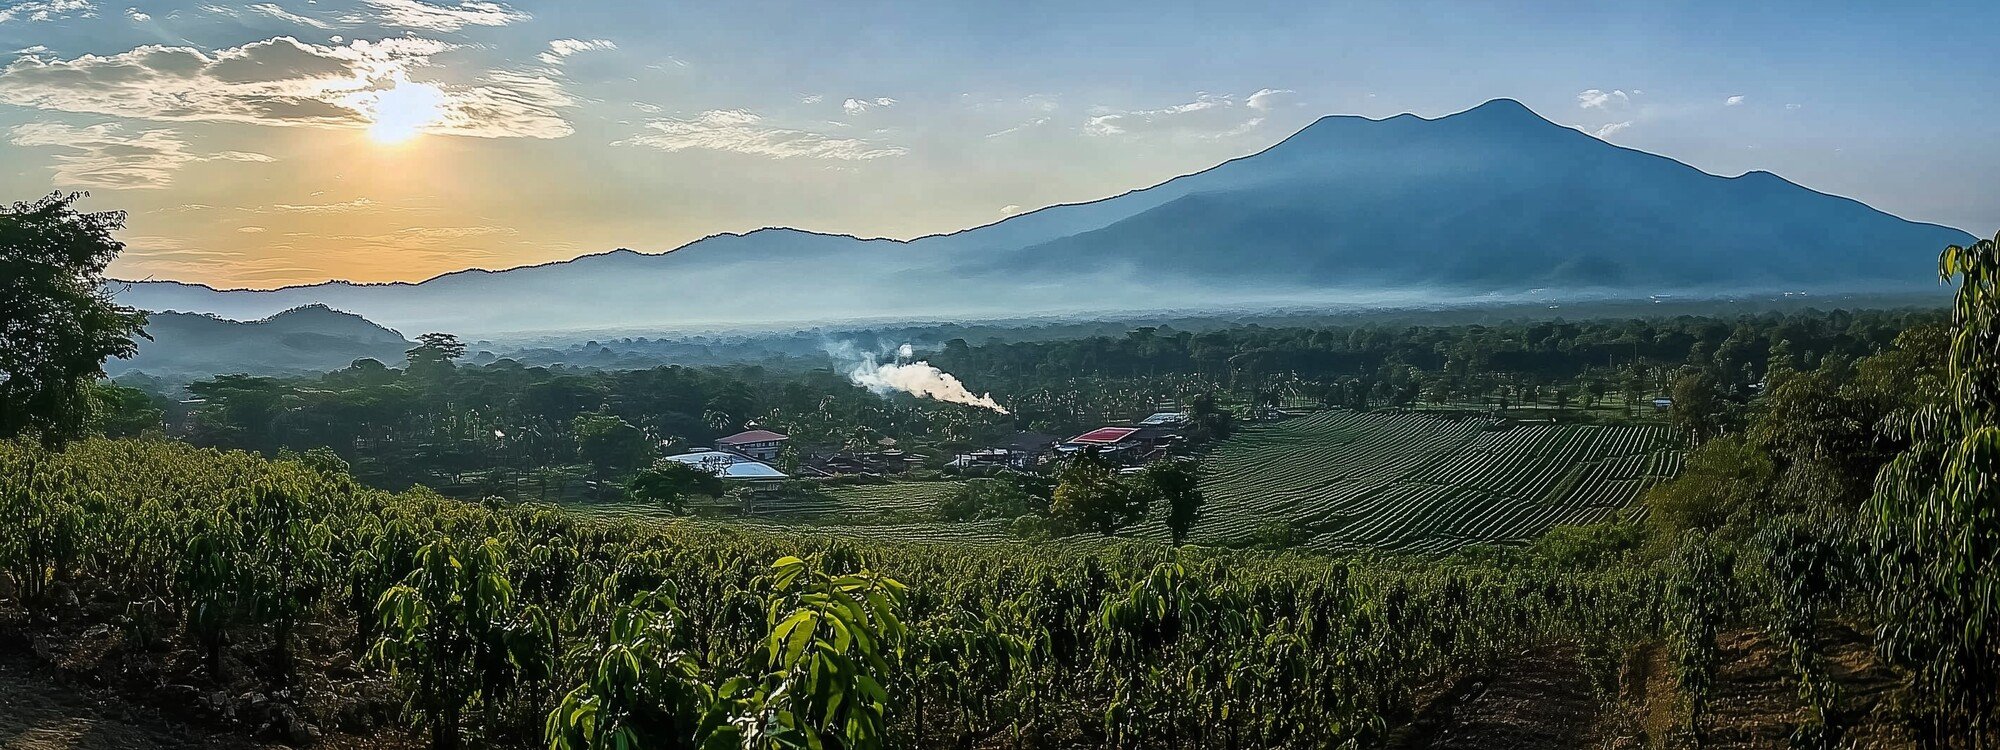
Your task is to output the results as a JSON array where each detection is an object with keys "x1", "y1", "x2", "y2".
[{"x1": 363, "y1": 77, "x2": 446, "y2": 144}]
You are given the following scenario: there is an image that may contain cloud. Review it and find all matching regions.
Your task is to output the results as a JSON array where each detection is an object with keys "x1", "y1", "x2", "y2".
[
  {"x1": 799, "y1": 94, "x2": 823, "y2": 104},
  {"x1": 1592, "y1": 121, "x2": 1632, "y2": 138},
  {"x1": 1083, "y1": 91, "x2": 1279, "y2": 139},
  {"x1": 361, "y1": 0, "x2": 526, "y2": 31},
  {"x1": 985, "y1": 116, "x2": 1049, "y2": 138},
  {"x1": 0, "y1": 36, "x2": 576, "y2": 139},
  {"x1": 247, "y1": 3, "x2": 335, "y2": 29},
  {"x1": 123, "y1": 6, "x2": 144, "y2": 21},
  {"x1": 0, "y1": 0, "x2": 93, "y2": 23},
  {"x1": 1785, "y1": 102, "x2": 1801, "y2": 111},
  {"x1": 538, "y1": 38, "x2": 614, "y2": 66},
  {"x1": 1576, "y1": 89, "x2": 1631, "y2": 109},
  {"x1": 1244, "y1": 87, "x2": 1294, "y2": 111},
  {"x1": 238, "y1": 225, "x2": 268, "y2": 233},
  {"x1": 841, "y1": 96, "x2": 896, "y2": 115},
  {"x1": 1725, "y1": 95, "x2": 1746, "y2": 106},
  {"x1": 9, "y1": 122, "x2": 272, "y2": 188},
  {"x1": 618, "y1": 109, "x2": 909, "y2": 160},
  {"x1": 269, "y1": 198, "x2": 377, "y2": 212}
]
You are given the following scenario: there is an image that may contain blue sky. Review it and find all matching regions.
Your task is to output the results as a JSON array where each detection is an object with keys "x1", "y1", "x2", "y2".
[{"x1": 1, "y1": 0, "x2": 1993, "y2": 286}]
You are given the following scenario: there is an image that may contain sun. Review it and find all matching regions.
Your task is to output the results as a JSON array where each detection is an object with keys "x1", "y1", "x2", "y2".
[{"x1": 363, "y1": 76, "x2": 446, "y2": 144}]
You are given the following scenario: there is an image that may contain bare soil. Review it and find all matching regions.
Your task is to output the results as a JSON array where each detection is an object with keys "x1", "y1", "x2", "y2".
[{"x1": 0, "y1": 651, "x2": 268, "y2": 750}]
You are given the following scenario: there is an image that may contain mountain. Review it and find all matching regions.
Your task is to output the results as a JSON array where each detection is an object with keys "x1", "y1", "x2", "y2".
[
  {"x1": 108, "y1": 304, "x2": 413, "y2": 381},
  {"x1": 111, "y1": 99, "x2": 1975, "y2": 336}
]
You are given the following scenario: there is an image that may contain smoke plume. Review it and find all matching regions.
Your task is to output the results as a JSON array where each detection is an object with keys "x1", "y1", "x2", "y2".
[{"x1": 834, "y1": 342, "x2": 1010, "y2": 414}]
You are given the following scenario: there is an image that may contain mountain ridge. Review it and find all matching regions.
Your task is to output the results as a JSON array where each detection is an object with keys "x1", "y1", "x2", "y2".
[
  {"x1": 108, "y1": 98, "x2": 1976, "y2": 334},
  {"x1": 109, "y1": 304, "x2": 414, "y2": 382}
]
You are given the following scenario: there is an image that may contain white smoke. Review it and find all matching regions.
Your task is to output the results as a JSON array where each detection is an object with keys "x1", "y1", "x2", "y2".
[{"x1": 832, "y1": 342, "x2": 1010, "y2": 414}]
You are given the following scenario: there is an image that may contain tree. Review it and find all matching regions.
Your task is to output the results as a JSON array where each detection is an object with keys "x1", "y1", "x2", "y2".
[
  {"x1": 1183, "y1": 392, "x2": 1235, "y2": 445},
  {"x1": 0, "y1": 193, "x2": 149, "y2": 446},
  {"x1": 572, "y1": 413, "x2": 653, "y2": 493},
  {"x1": 628, "y1": 460, "x2": 725, "y2": 514},
  {"x1": 87, "y1": 380, "x2": 162, "y2": 437},
  {"x1": 373, "y1": 537, "x2": 551, "y2": 750},
  {"x1": 1669, "y1": 367, "x2": 1729, "y2": 442},
  {"x1": 1136, "y1": 459, "x2": 1204, "y2": 545},
  {"x1": 1869, "y1": 232, "x2": 2000, "y2": 744},
  {"x1": 1642, "y1": 435, "x2": 1774, "y2": 538},
  {"x1": 1050, "y1": 449, "x2": 1144, "y2": 536},
  {"x1": 406, "y1": 332, "x2": 467, "y2": 378},
  {"x1": 938, "y1": 477, "x2": 1036, "y2": 521}
]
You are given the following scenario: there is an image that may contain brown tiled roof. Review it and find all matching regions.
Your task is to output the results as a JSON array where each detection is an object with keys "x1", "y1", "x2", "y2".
[{"x1": 716, "y1": 429, "x2": 789, "y2": 444}]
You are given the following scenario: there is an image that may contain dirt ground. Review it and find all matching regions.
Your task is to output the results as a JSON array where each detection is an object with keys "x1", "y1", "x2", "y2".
[
  {"x1": 1396, "y1": 648, "x2": 1609, "y2": 750},
  {"x1": 0, "y1": 652, "x2": 271, "y2": 750}
]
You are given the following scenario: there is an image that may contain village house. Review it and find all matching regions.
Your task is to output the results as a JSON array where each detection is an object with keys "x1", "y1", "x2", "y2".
[
  {"x1": 714, "y1": 428, "x2": 789, "y2": 461},
  {"x1": 1060, "y1": 425, "x2": 1179, "y2": 464}
]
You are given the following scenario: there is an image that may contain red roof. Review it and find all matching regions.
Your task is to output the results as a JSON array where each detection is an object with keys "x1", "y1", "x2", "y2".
[
  {"x1": 717, "y1": 429, "x2": 789, "y2": 444},
  {"x1": 1070, "y1": 427, "x2": 1140, "y2": 444}
]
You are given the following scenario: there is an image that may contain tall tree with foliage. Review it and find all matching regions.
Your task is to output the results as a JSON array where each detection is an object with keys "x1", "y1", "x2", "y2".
[
  {"x1": 572, "y1": 413, "x2": 653, "y2": 494},
  {"x1": 0, "y1": 193, "x2": 148, "y2": 446},
  {"x1": 1136, "y1": 459, "x2": 1205, "y2": 545},
  {"x1": 1050, "y1": 448, "x2": 1145, "y2": 536},
  {"x1": 406, "y1": 332, "x2": 467, "y2": 379},
  {"x1": 1669, "y1": 367, "x2": 1730, "y2": 443},
  {"x1": 1870, "y1": 231, "x2": 2000, "y2": 745},
  {"x1": 628, "y1": 460, "x2": 725, "y2": 514}
]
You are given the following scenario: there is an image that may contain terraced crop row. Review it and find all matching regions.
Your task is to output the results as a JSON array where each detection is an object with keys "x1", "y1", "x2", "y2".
[{"x1": 1151, "y1": 410, "x2": 1683, "y2": 552}]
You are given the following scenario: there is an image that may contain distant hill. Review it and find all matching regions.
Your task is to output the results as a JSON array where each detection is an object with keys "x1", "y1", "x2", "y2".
[
  {"x1": 109, "y1": 304, "x2": 412, "y2": 381},
  {"x1": 110, "y1": 99, "x2": 1975, "y2": 335}
]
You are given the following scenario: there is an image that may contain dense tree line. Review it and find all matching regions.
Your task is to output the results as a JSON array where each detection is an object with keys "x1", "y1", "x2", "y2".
[
  {"x1": 931, "y1": 308, "x2": 1943, "y2": 412},
  {"x1": 1627, "y1": 232, "x2": 2000, "y2": 746}
]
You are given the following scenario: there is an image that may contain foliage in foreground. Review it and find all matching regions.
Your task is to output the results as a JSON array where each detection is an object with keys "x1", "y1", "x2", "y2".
[{"x1": 0, "y1": 437, "x2": 1665, "y2": 748}]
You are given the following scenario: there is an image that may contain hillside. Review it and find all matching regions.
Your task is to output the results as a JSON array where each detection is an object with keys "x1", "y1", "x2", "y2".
[
  {"x1": 107, "y1": 304, "x2": 413, "y2": 381},
  {"x1": 108, "y1": 100, "x2": 1974, "y2": 335}
]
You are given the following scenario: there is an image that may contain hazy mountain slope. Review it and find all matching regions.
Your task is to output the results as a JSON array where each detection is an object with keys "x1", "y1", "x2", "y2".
[
  {"x1": 110, "y1": 99, "x2": 1975, "y2": 336},
  {"x1": 996, "y1": 100, "x2": 1966, "y2": 289},
  {"x1": 109, "y1": 304, "x2": 413, "y2": 381}
]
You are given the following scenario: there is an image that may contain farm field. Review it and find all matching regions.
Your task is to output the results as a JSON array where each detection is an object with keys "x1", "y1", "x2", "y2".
[
  {"x1": 1134, "y1": 410, "x2": 1683, "y2": 552},
  {"x1": 562, "y1": 410, "x2": 1683, "y2": 553}
]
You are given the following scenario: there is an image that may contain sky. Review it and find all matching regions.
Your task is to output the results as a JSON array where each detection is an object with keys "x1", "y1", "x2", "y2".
[{"x1": 1, "y1": 0, "x2": 1995, "y2": 289}]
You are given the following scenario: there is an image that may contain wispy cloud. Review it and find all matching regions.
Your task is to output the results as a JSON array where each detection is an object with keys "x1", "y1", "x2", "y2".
[
  {"x1": 538, "y1": 38, "x2": 614, "y2": 66},
  {"x1": 0, "y1": 0, "x2": 94, "y2": 23},
  {"x1": 985, "y1": 116, "x2": 1049, "y2": 138},
  {"x1": 841, "y1": 96, "x2": 896, "y2": 115},
  {"x1": 1245, "y1": 87, "x2": 1293, "y2": 111},
  {"x1": 10, "y1": 122, "x2": 272, "y2": 188},
  {"x1": 1592, "y1": 121, "x2": 1632, "y2": 138},
  {"x1": 1084, "y1": 90, "x2": 1289, "y2": 139},
  {"x1": 269, "y1": 198, "x2": 377, "y2": 213},
  {"x1": 618, "y1": 109, "x2": 909, "y2": 160},
  {"x1": 1576, "y1": 89, "x2": 1631, "y2": 109},
  {"x1": 361, "y1": 0, "x2": 526, "y2": 31},
  {"x1": 0, "y1": 36, "x2": 577, "y2": 139},
  {"x1": 1725, "y1": 95, "x2": 1746, "y2": 106},
  {"x1": 247, "y1": 3, "x2": 336, "y2": 29}
]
